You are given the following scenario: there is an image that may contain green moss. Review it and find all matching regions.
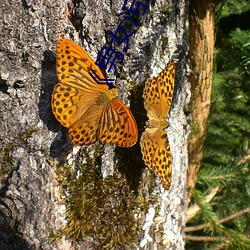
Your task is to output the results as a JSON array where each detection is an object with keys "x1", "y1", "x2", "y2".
[
  {"x1": 159, "y1": 1, "x2": 171, "y2": 17},
  {"x1": 161, "y1": 36, "x2": 169, "y2": 56},
  {"x1": 119, "y1": 71, "x2": 127, "y2": 81},
  {"x1": 51, "y1": 151, "x2": 156, "y2": 248},
  {"x1": 0, "y1": 126, "x2": 38, "y2": 178},
  {"x1": 0, "y1": 144, "x2": 13, "y2": 178},
  {"x1": 118, "y1": 72, "x2": 138, "y2": 91},
  {"x1": 189, "y1": 120, "x2": 201, "y2": 139},
  {"x1": 25, "y1": 126, "x2": 38, "y2": 138}
]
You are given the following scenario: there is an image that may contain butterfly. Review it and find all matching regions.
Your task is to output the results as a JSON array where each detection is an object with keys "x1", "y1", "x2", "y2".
[
  {"x1": 51, "y1": 38, "x2": 138, "y2": 147},
  {"x1": 140, "y1": 60, "x2": 175, "y2": 189}
]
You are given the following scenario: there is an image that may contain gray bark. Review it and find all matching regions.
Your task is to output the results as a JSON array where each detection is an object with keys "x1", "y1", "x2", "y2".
[{"x1": 0, "y1": 0, "x2": 189, "y2": 249}]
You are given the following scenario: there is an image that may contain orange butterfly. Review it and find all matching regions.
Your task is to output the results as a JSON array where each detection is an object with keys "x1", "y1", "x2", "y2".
[
  {"x1": 140, "y1": 61, "x2": 175, "y2": 189},
  {"x1": 51, "y1": 38, "x2": 138, "y2": 147}
]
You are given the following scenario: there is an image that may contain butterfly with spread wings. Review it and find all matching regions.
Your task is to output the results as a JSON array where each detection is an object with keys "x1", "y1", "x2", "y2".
[
  {"x1": 140, "y1": 61, "x2": 175, "y2": 189},
  {"x1": 51, "y1": 38, "x2": 138, "y2": 147}
]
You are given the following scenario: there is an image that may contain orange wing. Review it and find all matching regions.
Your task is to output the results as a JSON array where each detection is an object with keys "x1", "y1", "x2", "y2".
[
  {"x1": 56, "y1": 38, "x2": 107, "y2": 91},
  {"x1": 98, "y1": 98, "x2": 138, "y2": 147},
  {"x1": 52, "y1": 38, "x2": 108, "y2": 128},
  {"x1": 143, "y1": 60, "x2": 175, "y2": 120},
  {"x1": 140, "y1": 128, "x2": 172, "y2": 189},
  {"x1": 68, "y1": 101, "x2": 104, "y2": 145}
]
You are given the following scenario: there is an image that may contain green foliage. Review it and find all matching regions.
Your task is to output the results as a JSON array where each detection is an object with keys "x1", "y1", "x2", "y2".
[
  {"x1": 187, "y1": 2, "x2": 250, "y2": 249},
  {"x1": 192, "y1": 189, "x2": 224, "y2": 233},
  {"x1": 197, "y1": 165, "x2": 239, "y2": 188},
  {"x1": 218, "y1": 0, "x2": 250, "y2": 17}
]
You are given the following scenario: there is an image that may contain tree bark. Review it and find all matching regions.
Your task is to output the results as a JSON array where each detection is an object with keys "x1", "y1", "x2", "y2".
[
  {"x1": 187, "y1": 0, "x2": 220, "y2": 203},
  {"x1": 0, "y1": 0, "x2": 189, "y2": 249}
]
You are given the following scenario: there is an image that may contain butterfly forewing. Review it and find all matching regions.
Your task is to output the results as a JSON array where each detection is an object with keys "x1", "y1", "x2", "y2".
[
  {"x1": 143, "y1": 60, "x2": 175, "y2": 119},
  {"x1": 52, "y1": 83, "x2": 79, "y2": 127},
  {"x1": 56, "y1": 38, "x2": 108, "y2": 92}
]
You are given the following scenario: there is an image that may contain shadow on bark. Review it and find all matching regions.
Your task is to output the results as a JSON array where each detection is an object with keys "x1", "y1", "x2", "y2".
[
  {"x1": 0, "y1": 210, "x2": 33, "y2": 250},
  {"x1": 116, "y1": 82, "x2": 147, "y2": 191}
]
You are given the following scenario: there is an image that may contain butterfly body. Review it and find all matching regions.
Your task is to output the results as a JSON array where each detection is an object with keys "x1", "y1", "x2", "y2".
[
  {"x1": 52, "y1": 38, "x2": 138, "y2": 147},
  {"x1": 147, "y1": 117, "x2": 169, "y2": 130},
  {"x1": 140, "y1": 60, "x2": 175, "y2": 190},
  {"x1": 97, "y1": 88, "x2": 118, "y2": 104}
]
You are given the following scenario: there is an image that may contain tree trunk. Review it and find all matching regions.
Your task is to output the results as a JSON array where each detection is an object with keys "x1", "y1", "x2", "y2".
[
  {"x1": 0, "y1": 0, "x2": 189, "y2": 249},
  {"x1": 187, "y1": 0, "x2": 220, "y2": 203}
]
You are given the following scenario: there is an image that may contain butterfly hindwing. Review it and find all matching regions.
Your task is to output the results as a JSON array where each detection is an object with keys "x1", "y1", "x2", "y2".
[
  {"x1": 141, "y1": 128, "x2": 172, "y2": 189},
  {"x1": 98, "y1": 98, "x2": 138, "y2": 147},
  {"x1": 68, "y1": 119, "x2": 99, "y2": 146}
]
